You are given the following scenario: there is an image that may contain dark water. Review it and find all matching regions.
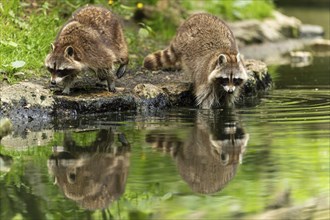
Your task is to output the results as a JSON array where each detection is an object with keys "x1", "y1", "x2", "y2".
[
  {"x1": 279, "y1": 6, "x2": 330, "y2": 39},
  {"x1": 1, "y1": 53, "x2": 329, "y2": 219}
]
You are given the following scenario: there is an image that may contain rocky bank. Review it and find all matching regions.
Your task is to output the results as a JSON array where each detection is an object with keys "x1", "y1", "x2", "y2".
[
  {"x1": 0, "y1": 59, "x2": 271, "y2": 119},
  {"x1": 0, "y1": 11, "x2": 326, "y2": 124}
]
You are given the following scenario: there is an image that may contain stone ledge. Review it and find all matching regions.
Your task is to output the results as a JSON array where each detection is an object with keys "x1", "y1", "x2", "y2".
[{"x1": 0, "y1": 59, "x2": 272, "y2": 119}]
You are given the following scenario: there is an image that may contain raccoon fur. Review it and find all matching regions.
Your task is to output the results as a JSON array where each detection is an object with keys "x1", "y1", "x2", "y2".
[
  {"x1": 143, "y1": 13, "x2": 247, "y2": 109},
  {"x1": 45, "y1": 5, "x2": 128, "y2": 94}
]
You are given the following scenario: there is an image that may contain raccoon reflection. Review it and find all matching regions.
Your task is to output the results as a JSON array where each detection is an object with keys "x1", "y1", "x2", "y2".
[
  {"x1": 47, "y1": 129, "x2": 130, "y2": 210},
  {"x1": 145, "y1": 112, "x2": 249, "y2": 194}
]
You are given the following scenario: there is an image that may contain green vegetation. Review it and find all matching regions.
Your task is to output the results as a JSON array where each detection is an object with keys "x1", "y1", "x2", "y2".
[
  {"x1": 183, "y1": 0, "x2": 275, "y2": 21},
  {"x1": 0, "y1": 0, "x2": 275, "y2": 83},
  {"x1": 1, "y1": 1, "x2": 59, "y2": 82}
]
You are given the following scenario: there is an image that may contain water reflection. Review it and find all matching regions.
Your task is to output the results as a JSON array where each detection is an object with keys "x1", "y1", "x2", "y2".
[
  {"x1": 0, "y1": 153, "x2": 13, "y2": 172},
  {"x1": 47, "y1": 128, "x2": 130, "y2": 210},
  {"x1": 146, "y1": 110, "x2": 249, "y2": 194}
]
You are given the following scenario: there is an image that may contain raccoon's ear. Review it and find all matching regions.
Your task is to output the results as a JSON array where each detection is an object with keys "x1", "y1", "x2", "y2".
[
  {"x1": 218, "y1": 54, "x2": 227, "y2": 66},
  {"x1": 50, "y1": 43, "x2": 55, "y2": 51},
  {"x1": 65, "y1": 46, "x2": 74, "y2": 57}
]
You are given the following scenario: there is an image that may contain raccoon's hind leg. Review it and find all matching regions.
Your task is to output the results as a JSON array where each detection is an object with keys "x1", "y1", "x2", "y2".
[
  {"x1": 97, "y1": 69, "x2": 116, "y2": 92},
  {"x1": 143, "y1": 45, "x2": 180, "y2": 70}
]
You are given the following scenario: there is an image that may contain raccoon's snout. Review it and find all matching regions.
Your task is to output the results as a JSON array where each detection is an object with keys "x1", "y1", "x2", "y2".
[
  {"x1": 227, "y1": 88, "x2": 234, "y2": 94},
  {"x1": 50, "y1": 73, "x2": 57, "y2": 85},
  {"x1": 224, "y1": 85, "x2": 235, "y2": 94}
]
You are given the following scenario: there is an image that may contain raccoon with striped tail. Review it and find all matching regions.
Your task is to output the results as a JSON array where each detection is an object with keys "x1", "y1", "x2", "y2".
[
  {"x1": 143, "y1": 13, "x2": 247, "y2": 109},
  {"x1": 45, "y1": 6, "x2": 128, "y2": 94}
]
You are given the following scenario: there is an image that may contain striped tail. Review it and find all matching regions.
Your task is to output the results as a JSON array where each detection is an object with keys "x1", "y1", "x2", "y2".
[{"x1": 143, "y1": 45, "x2": 179, "y2": 70}]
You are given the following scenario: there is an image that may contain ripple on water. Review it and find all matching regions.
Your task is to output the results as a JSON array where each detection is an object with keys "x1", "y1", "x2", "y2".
[{"x1": 241, "y1": 88, "x2": 330, "y2": 126}]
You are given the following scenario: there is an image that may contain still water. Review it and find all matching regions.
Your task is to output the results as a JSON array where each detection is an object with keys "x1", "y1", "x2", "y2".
[{"x1": 1, "y1": 53, "x2": 329, "y2": 219}]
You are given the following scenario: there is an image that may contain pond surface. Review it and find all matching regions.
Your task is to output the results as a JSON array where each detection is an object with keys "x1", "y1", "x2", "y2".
[
  {"x1": 1, "y1": 2, "x2": 330, "y2": 215},
  {"x1": 1, "y1": 52, "x2": 329, "y2": 219},
  {"x1": 279, "y1": 6, "x2": 330, "y2": 39}
]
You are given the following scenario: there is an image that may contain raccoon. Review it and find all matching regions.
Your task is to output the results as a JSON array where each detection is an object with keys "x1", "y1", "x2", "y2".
[
  {"x1": 143, "y1": 13, "x2": 247, "y2": 108},
  {"x1": 45, "y1": 6, "x2": 128, "y2": 94}
]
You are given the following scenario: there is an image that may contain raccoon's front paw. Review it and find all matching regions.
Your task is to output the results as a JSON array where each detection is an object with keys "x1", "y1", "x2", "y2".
[
  {"x1": 62, "y1": 88, "x2": 71, "y2": 95},
  {"x1": 109, "y1": 87, "x2": 116, "y2": 93},
  {"x1": 108, "y1": 82, "x2": 116, "y2": 93}
]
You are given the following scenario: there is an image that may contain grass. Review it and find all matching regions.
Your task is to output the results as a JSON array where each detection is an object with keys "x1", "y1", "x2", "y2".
[
  {"x1": 0, "y1": 0, "x2": 275, "y2": 83},
  {"x1": 0, "y1": 1, "x2": 65, "y2": 82}
]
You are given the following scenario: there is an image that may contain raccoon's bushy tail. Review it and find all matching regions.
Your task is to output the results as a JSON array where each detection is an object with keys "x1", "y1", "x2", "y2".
[{"x1": 143, "y1": 45, "x2": 179, "y2": 70}]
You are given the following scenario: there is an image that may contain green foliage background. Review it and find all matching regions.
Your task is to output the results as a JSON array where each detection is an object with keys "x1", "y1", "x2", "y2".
[{"x1": 0, "y1": 0, "x2": 274, "y2": 82}]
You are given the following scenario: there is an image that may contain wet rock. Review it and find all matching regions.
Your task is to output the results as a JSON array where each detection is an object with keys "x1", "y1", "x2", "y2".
[
  {"x1": 133, "y1": 83, "x2": 165, "y2": 99},
  {"x1": 270, "y1": 11, "x2": 302, "y2": 38},
  {"x1": 138, "y1": 93, "x2": 171, "y2": 111},
  {"x1": 0, "y1": 82, "x2": 53, "y2": 109},
  {"x1": 229, "y1": 20, "x2": 264, "y2": 45},
  {"x1": 53, "y1": 91, "x2": 138, "y2": 115},
  {"x1": 240, "y1": 38, "x2": 312, "y2": 64},
  {"x1": 290, "y1": 51, "x2": 313, "y2": 67},
  {"x1": 311, "y1": 39, "x2": 330, "y2": 49},
  {"x1": 0, "y1": 82, "x2": 54, "y2": 118},
  {"x1": 160, "y1": 82, "x2": 194, "y2": 107},
  {"x1": 0, "y1": 60, "x2": 272, "y2": 118},
  {"x1": 241, "y1": 59, "x2": 272, "y2": 100},
  {"x1": 300, "y1": 24, "x2": 324, "y2": 38},
  {"x1": 0, "y1": 82, "x2": 53, "y2": 134},
  {"x1": 134, "y1": 83, "x2": 170, "y2": 110},
  {"x1": 133, "y1": 82, "x2": 194, "y2": 110},
  {"x1": 230, "y1": 11, "x2": 301, "y2": 46},
  {"x1": 310, "y1": 39, "x2": 330, "y2": 55}
]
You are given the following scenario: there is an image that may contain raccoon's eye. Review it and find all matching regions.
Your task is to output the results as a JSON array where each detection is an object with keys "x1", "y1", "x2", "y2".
[
  {"x1": 233, "y1": 78, "x2": 243, "y2": 86},
  {"x1": 220, "y1": 153, "x2": 229, "y2": 165},
  {"x1": 218, "y1": 77, "x2": 229, "y2": 86},
  {"x1": 47, "y1": 67, "x2": 54, "y2": 73},
  {"x1": 57, "y1": 69, "x2": 74, "y2": 77},
  {"x1": 68, "y1": 172, "x2": 76, "y2": 184}
]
